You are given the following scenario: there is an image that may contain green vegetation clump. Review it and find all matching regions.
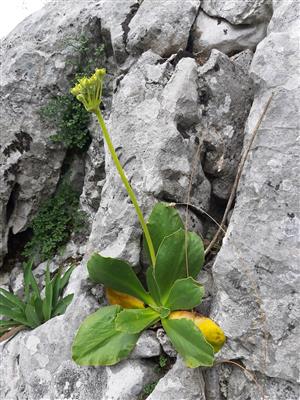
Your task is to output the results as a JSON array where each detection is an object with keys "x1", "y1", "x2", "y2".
[
  {"x1": 40, "y1": 94, "x2": 91, "y2": 151},
  {"x1": 24, "y1": 182, "x2": 86, "y2": 261},
  {"x1": 0, "y1": 260, "x2": 74, "y2": 335},
  {"x1": 139, "y1": 382, "x2": 158, "y2": 399}
]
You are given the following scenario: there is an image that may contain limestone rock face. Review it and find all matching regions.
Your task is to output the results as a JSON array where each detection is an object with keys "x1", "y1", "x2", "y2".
[
  {"x1": 209, "y1": 0, "x2": 300, "y2": 397},
  {"x1": 0, "y1": 0, "x2": 101, "y2": 267}
]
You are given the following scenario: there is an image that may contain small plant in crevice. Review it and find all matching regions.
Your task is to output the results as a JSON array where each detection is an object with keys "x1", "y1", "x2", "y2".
[
  {"x1": 139, "y1": 382, "x2": 158, "y2": 399},
  {"x1": 23, "y1": 182, "x2": 86, "y2": 262},
  {"x1": 0, "y1": 260, "x2": 74, "y2": 336},
  {"x1": 154, "y1": 354, "x2": 172, "y2": 374},
  {"x1": 40, "y1": 94, "x2": 91, "y2": 151},
  {"x1": 70, "y1": 69, "x2": 226, "y2": 368}
]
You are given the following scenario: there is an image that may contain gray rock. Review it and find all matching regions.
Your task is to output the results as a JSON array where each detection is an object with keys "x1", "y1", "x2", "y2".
[
  {"x1": 52, "y1": 360, "x2": 107, "y2": 400},
  {"x1": 221, "y1": 366, "x2": 300, "y2": 400},
  {"x1": 98, "y1": 0, "x2": 141, "y2": 65},
  {"x1": 197, "y1": 50, "x2": 254, "y2": 199},
  {"x1": 88, "y1": 52, "x2": 211, "y2": 264},
  {"x1": 104, "y1": 359, "x2": 158, "y2": 400},
  {"x1": 210, "y1": 0, "x2": 300, "y2": 397},
  {"x1": 80, "y1": 125, "x2": 106, "y2": 220},
  {"x1": 202, "y1": 0, "x2": 273, "y2": 25},
  {"x1": 0, "y1": 264, "x2": 24, "y2": 294},
  {"x1": 156, "y1": 328, "x2": 177, "y2": 358},
  {"x1": 176, "y1": 206, "x2": 204, "y2": 238},
  {"x1": 193, "y1": 11, "x2": 267, "y2": 56},
  {"x1": 230, "y1": 49, "x2": 254, "y2": 74},
  {"x1": 268, "y1": 0, "x2": 299, "y2": 34},
  {"x1": 147, "y1": 357, "x2": 206, "y2": 400},
  {"x1": 127, "y1": 0, "x2": 200, "y2": 57},
  {"x1": 130, "y1": 330, "x2": 161, "y2": 359}
]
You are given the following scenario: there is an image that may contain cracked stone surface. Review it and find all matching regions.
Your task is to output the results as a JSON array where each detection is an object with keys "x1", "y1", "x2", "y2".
[
  {"x1": 209, "y1": 0, "x2": 300, "y2": 397},
  {"x1": 197, "y1": 49, "x2": 254, "y2": 199}
]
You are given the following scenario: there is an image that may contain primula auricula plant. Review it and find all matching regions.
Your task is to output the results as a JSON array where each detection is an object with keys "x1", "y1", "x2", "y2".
[{"x1": 71, "y1": 68, "x2": 225, "y2": 367}]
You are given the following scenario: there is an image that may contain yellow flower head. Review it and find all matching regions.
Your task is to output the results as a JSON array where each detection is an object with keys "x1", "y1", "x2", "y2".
[
  {"x1": 70, "y1": 68, "x2": 106, "y2": 113},
  {"x1": 169, "y1": 311, "x2": 226, "y2": 353}
]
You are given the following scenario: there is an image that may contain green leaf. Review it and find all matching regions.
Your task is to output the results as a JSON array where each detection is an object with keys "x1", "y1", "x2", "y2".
[
  {"x1": 42, "y1": 266, "x2": 53, "y2": 321},
  {"x1": 0, "y1": 320, "x2": 19, "y2": 327},
  {"x1": 144, "y1": 203, "x2": 184, "y2": 261},
  {"x1": 0, "y1": 289, "x2": 25, "y2": 311},
  {"x1": 115, "y1": 308, "x2": 160, "y2": 334},
  {"x1": 23, "y1": 260, "x2": 33, "y2": 302},
  {"x1": 51, "y1": 272, "x2": 61, "y2": 310},
  {"x1": 33, "y1": 297, "x2": 44, "y2": 322},
  {"x1": 0, "y1": 293, "x2": 14, "y2": 308},
  {"x1": 53, "y1": 294, "x2": 74, "y2": 317},
  {"x1": 0, "y1": 305, "x2": 29, "y2": 326},
  {"x1": 23, "y1": 260, "x2": 41, "y2": 301},
  {"x1": 162, "y1": 318, "x2": 214, "y2": 368},
  {"x1": 88, "y1": 253, "x2": 152, "y2": 305},
  {"x1": 25, "y1": 304, "x2": 41, "y2": 328},
  {"x1": 0, "y1": 320, "x2": 21, "y2": 335},
  {"x1": 146, "y1": 268, "x2": 161, "y2": 306},
  {"x1": 159, "y1": 307, "x2": 170, "y2": 319},
  {"x1": 155, "y1": 229, "x2": 204, "y2": 302},
  {"x1": 60, "y1": 265, "x2": 75, "y2": 291},
  {"x1": 164, "y1": 278, "x2": 204, "y2": 310},
  {"x1": 72, "y1": 305, "x2": 139, "y2": 366}
]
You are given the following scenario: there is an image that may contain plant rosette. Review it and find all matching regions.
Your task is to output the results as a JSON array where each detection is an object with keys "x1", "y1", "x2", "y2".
[
  {"x1": 0, "y1": 260, "x2": 74, "y2": 335},
  {"x1": 70, "y1": 69, "x2": 225, "y2": 368}
]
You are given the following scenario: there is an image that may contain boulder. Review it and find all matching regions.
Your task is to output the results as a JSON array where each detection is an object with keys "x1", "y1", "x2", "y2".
[
  {"x1": 202, "y1": 0, "x2": 273, "y2": 25},
  {"x1": 147, "y1": 357, "x2": 206, "y2": 400},
  {"x1": 127, "y1": 0, "x2": 200, "y2": 57},
  {"x1": 193, "y1": 11, "x2": 267, "y2": 56}
]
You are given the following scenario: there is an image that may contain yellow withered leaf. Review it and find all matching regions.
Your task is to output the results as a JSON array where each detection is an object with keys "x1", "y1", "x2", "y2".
[
  {"x1": 169, "y1": 310, "x2": 225, "y2": 353},
  {"x1": 105, "y1": 288, "x2": 145, "y2": 309}
]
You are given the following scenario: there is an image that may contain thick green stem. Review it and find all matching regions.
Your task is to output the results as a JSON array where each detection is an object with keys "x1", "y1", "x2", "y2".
[{"x1": 95, "y1": 109, "x2": 156, "y2": 267}]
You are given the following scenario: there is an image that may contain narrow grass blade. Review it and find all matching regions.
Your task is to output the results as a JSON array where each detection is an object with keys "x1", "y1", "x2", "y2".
[
  {"x1": 53, "y1": 294, "x2": 74, "y2": 317},
  {"x1": 0, "y1": 289, "x2": 25, "y2": 311}
]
